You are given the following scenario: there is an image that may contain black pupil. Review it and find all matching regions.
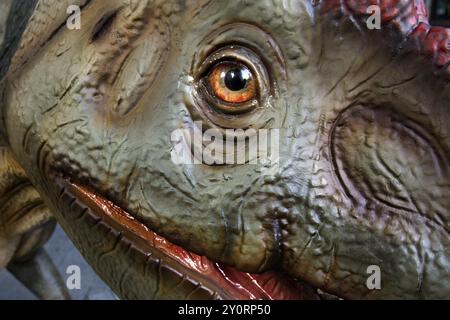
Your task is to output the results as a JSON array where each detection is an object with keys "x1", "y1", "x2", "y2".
[{"x1": 224, "y1": 67, "x2": 250, "y2": 91}]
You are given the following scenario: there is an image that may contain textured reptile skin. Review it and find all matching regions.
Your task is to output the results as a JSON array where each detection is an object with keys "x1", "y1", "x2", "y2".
[{"x1": 0, "y1": 0, "x2": 448, "y2": 300}]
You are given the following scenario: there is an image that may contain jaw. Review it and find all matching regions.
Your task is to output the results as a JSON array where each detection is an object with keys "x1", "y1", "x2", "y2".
[{"x1": 55, "y1": 178, "x2": 321, "y2": 300}]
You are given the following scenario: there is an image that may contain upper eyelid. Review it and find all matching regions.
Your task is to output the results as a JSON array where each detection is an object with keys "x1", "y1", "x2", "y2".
[
  {"x1": 203, "y1": 60, "x2": 247, "y2": 78},
  {"x1": 190, "y1": 27, "x2": 287, "y2": 97},
  {"x1": 195, "y1": 46, "x2": 259, "y2": 79}
]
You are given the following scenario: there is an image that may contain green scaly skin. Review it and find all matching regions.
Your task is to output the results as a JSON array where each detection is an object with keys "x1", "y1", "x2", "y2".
[{"x1": 0, "y1": 0, "x2": 449, "y2": 299}]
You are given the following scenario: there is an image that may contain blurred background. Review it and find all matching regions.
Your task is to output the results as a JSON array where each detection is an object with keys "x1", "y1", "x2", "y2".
[
  {"x1": 428, "y1": 0, "x2": 450, "y2": 26},
  {"x1": 0, "y1": 226, "x2": 116, "y2": 300}
]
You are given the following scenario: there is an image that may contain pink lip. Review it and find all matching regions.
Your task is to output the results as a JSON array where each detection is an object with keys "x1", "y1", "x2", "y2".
[{"x1": 65, "y1": 181, "x2": 319, "y2": 300}]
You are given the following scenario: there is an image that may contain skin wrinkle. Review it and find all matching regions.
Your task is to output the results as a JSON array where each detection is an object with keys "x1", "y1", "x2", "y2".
[
  {"x1": 218, "y1": 207, "x2": 231, "y2": 262},
  {"x1": 230, "y1": 173, "x2": 283, "y2": 271},
  {"x1": 22, "y1": 123, "x2": 35, "y2": 153},
  {"x1": 122, "y1": 161, "x2": 138, "y2": 200},
  {"x1": 139, "y1": 181, "x2": 159, "y2": 216},
  {"x1": 118, "y1": 263, "x2": 131, "y2": 297},
  {"x1": 376, "y1": 73, "x2": 418, "y2": 89},
  {"x1": 416, "y1": 244, "x2": 425, "y2": 297},
  {"x1": 107, "y1": 137, "x2": 128, "y2": 177},
  {"x1": 6, "y1": 201, "x2": 45, "y2": 225},
  {"x1": 41, "y1": 76, "x2": 81, "y2": 116},
  {"x1": 36, "y1": 140, "x2": 49, "y2": 185},
  {"x1": 373, "y1": 148, "x2": 421, "y2": 213},
  {"x1": 347, "y1": 60, "x2": 393, "y2": 93},
  {"x1": 325, "y1": 59, "x2": 355, "y2": 97},
  {"x1": 153, "y1": 258, "x2": 162, "y2": 299},
  {"x1": 323, "y1": 243, "x2": 336, "y2": 289},
  {"x1": 154, "y1": 170, "x2": 199, "y2": 203}
]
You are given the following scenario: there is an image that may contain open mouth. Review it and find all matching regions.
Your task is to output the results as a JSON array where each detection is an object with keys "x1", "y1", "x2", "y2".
[{"x1": 63, "y1": 180, "x2": 323, "y2": 300}]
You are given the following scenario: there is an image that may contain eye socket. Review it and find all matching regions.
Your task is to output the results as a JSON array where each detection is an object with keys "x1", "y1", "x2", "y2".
[
  {"x1": 195, "y1": 46, "x2": 270, "y2": 117},
  {"x1": 208, "y1": 62, "x2": 257, "y2": 104}
]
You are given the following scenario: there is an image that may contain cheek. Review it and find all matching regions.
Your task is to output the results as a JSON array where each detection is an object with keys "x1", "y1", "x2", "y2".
[{"x1": 331, "y1": 104, "x2": 450, "y2": 225}]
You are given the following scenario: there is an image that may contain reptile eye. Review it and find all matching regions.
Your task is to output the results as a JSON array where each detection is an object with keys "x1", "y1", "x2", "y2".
[
  {"x1": 208, "y1": 62, "x2": 256, "y2": 104},
  {"x1": 195, "y1": 45, "x2": 271, "y2": 121}
]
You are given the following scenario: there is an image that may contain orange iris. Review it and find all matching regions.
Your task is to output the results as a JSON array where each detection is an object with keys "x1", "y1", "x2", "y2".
[{"x1": 208, "y1": 62, "x2": 256, "y2": 104}]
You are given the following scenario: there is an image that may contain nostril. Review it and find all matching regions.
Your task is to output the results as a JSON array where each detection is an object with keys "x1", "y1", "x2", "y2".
[{"x1": 91, "y1": 11, "x2": 118, "y2": 43}]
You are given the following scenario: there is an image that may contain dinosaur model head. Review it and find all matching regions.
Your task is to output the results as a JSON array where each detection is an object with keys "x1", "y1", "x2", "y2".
[{"x1": 0, "y1": 0, "x2": 449, "y2": 299}]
